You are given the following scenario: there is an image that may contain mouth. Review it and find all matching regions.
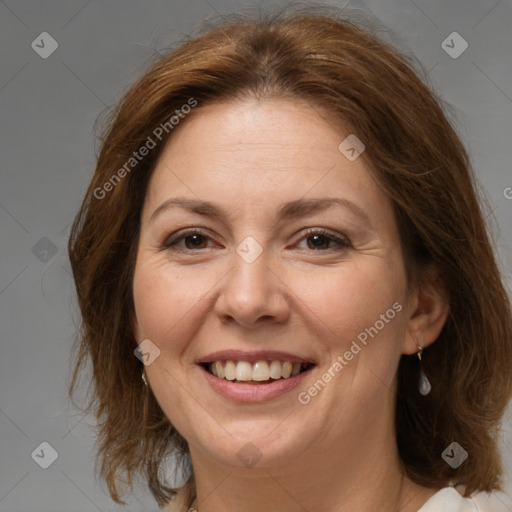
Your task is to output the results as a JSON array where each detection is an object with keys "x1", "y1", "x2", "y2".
[{"x1": 200, "y1": 360, "x2": 315, "y2": 385}]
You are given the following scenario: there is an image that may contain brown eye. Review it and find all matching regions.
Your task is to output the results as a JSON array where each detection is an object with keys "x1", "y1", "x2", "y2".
[
  {"x1": 163, "y1": 230, "x2": 213, "y2": 251},
  {"x1": 182, "y1": 234, "x2": 208, "y2": 249},
  {"x1": 306, "y1": 234, "x2": 331, "y2": 250},
  {"x1": 296, "y1": 229, "x2": 351, "y2": 251}
]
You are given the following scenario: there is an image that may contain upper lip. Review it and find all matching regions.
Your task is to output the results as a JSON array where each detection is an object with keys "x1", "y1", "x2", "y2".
[{"x1": 196, "y1": 350, "x2": 316, "y2": 365}]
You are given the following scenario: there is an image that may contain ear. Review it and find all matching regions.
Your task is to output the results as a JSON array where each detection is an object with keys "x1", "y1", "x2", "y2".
[{"x1": 402, "y1": 268, "x2": 450, "y2": 355}]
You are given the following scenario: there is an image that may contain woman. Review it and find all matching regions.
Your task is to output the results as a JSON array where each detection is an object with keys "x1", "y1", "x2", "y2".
[{"x1": 68, "y1": 5, "x2": 512, "y2": 512}]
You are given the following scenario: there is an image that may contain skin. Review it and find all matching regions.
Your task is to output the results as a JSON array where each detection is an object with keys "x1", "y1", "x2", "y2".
[{"x1": 132, "y1": 98, "x2": 450, "y2": 512}]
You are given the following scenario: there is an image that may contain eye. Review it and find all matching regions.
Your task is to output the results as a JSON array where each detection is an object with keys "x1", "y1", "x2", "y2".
[
  {"x1": 162, "y1": 228, "x2": 351, "y2": 253},
  {"x1": 295, "y1": 228, "x2": 351, "y2": 251},
  {"x1": 163, "y1": 229, "x2": 216, "y2": 252}
]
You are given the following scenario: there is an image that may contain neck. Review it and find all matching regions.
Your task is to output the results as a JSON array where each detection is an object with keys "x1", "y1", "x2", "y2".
[{"x1": 188, "y1": 421, "x2": 438, "y2": 512}]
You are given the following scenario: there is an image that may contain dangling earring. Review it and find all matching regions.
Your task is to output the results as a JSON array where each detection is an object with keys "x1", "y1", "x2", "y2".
[
  {"x1": 417, "y1": 345, "x2": 431, "y2": 395},
  {"x1": 142, "y1": 367, "x2": 148, "y2": 387}
]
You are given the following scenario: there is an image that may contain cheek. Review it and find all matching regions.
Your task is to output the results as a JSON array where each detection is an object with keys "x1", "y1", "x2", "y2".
[
  {"x1": 132, "y1": 248, "x2": 408, "y2": 362},
  {"x1": 132, "y1": 259, "x2": 201, "y2": 346},
  {"x1": 290, "y1": 263, "x2": 405, "y2": 344}
]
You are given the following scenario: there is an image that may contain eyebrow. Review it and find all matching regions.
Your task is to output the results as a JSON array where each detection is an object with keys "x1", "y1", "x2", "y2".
[{"x1": 149, "y1": 196, "x2": 371, "y2": 226}]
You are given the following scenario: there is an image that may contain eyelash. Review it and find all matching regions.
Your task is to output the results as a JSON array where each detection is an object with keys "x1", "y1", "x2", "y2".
[{"x1": 162, "y1": 228, "x2": 351, "y2": 253}]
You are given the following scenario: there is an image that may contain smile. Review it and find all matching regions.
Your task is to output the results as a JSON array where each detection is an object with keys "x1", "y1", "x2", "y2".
[{"x1": 203, "y1": 360, "x2": 314, "y2": 384}]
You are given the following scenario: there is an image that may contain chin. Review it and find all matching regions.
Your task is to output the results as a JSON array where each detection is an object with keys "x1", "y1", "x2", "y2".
[{"x1": 192, "y1": 421, "x2": 314, "y2": 471}]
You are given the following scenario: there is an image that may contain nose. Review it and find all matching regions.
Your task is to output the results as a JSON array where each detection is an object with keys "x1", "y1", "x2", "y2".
[{"x1": 213, "y1": 245, "x2": 291, "y2": 328}]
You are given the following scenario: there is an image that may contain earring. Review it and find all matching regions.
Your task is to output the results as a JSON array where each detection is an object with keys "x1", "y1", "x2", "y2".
[
  {"x1": 417, "y1": 346, "x2": 431, "y2": 396},
  {"x1": 142, "y1": 367, "x2": 148, "y2": 387}
]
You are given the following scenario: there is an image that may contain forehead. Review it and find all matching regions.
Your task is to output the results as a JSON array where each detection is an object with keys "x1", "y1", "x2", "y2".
[{"x1": 143, "y1": 98, "x2": 391, "y2": 226}]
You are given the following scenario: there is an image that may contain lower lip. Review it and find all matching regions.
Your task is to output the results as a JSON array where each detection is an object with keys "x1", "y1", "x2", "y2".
[{"x1": 199, "y1": 365, "x2": 313, "y2": 403}]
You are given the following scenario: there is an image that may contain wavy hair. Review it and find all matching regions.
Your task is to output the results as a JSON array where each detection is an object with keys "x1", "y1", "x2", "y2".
[{"x1": 68, "y1": 4, "x2": 512, "y2": 508}]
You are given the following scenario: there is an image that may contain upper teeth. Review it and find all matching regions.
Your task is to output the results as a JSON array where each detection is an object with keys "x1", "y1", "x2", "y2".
[{"x1": 209, "y1": 360, "x2": 306, "y2": 381}]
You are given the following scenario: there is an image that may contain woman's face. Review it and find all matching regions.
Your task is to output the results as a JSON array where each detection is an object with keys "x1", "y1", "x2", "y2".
[{"x1": 132, "y1": 98, "x2": 417, "y2": 470}]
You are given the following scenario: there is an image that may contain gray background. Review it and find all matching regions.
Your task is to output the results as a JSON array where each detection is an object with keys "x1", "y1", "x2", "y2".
[{"x1": 1, "y1": 0, "x2": 511, "y2": 511}]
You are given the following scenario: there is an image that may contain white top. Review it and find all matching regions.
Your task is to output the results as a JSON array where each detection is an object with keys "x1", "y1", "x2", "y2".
[
  {"x1": 163, "y1": 485, "x2": 511, "y2": 511},
  {"x1": 417, "y1": 486, "x2": 511, "y2": 512}
]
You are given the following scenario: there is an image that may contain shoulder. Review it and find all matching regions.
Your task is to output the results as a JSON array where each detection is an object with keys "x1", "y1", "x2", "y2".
[{"x1": 417, "y1": 486, "x2": 511, "y2": 512}]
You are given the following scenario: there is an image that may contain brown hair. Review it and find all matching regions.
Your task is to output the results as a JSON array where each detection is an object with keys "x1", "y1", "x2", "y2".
[{"x1": 68, "y1": 4, "x2": 512, "y2": 507}]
